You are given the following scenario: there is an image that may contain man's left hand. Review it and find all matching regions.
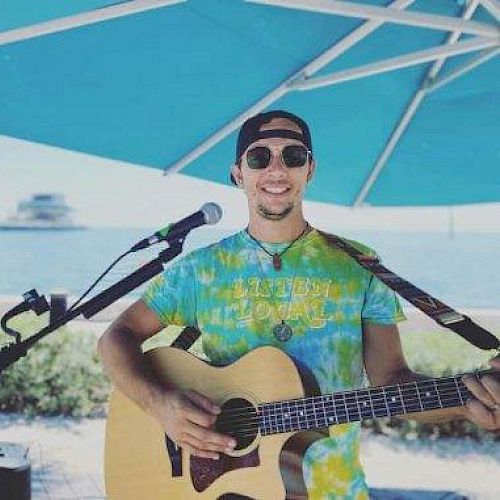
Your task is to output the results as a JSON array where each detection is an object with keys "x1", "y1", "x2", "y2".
[{"x1": 462, "y1": 356, "x2": 500, "y2": 431}]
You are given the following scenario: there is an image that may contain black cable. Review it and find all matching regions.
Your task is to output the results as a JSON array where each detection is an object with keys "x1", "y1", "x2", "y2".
[{"x1": 66, "y1": 249, "x2": 132, "y2": 314}]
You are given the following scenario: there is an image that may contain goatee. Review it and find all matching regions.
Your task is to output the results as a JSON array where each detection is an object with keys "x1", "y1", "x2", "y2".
[{"x1": 257, "y1": 202, "x2": 293, "y2": 220}]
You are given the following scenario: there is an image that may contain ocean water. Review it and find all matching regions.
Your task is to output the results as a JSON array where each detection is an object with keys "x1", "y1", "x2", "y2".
[{"x1": 0, "y1": 227, "x2": 499, "y2": 309}]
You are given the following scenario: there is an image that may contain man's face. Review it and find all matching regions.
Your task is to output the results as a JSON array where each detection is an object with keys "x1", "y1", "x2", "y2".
[{"x1": 231, "y1": 118, "x2": 315, "y2": 221}]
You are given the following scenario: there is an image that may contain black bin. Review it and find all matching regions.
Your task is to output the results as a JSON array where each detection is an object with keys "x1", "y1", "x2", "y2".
[{"x1": 0, "y1": 442, "x2": 31, "y2": 500}]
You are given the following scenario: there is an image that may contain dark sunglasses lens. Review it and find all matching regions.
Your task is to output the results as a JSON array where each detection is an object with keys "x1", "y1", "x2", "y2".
[
  {"x1": 282, "y1": 145, "x2": 308, "y2": 167},
  {"x1": 246, "y1": 147, "x2": 271, "y2": 169}
]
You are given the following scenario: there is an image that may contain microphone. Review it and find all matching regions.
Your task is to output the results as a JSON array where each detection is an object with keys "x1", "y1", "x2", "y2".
[{"x1": 131, "y1": 202, "x2": 223, "y2": 252}]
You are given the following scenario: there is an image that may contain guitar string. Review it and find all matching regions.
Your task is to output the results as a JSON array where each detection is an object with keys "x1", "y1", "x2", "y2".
[
  {"x1": 218, "y1": 387, "x2": 469, "y2": 424},
  {"x1": 214, "y1": 388, "x2": 470, "y2": 436},
  {"x1": 221, "y1": 400, "x2": 467, "y2": 436},
  {"x1": 217, "y1": 391, "x2": 470, "y2": 440},
  {"x1": 214, "y1": 378, "x2": 469, "y2": 419},
  {"x1": 215, "y1": 385, "x2": 470, "y2": 424},
  {"x1": 217, "y1": 402, "x2": 469, "y2": 440}
]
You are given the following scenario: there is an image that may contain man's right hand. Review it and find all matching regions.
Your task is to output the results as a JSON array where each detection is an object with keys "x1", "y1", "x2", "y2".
[{"x1": 150, "y1": 388, "x2": 237, "y2": 460}]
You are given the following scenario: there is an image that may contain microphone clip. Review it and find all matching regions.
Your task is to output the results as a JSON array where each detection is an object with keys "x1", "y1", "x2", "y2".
[{"x1": 1, "y1": 289, "x2": 50, "y2": 342}]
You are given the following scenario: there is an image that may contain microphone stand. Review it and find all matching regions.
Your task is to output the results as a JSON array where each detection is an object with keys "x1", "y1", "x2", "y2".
[{"x1": 0, "y1": 235, "x2": 187, "y2": 374}]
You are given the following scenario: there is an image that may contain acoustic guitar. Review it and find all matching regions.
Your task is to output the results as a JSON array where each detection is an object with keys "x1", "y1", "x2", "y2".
[{"x1": 105, "y1": 346, "x2": 482, "y2": 499}]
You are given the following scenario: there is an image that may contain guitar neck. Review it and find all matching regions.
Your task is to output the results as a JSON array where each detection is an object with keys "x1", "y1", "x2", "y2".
[{"x1": 258, "y1": 372, "x2": 482, "y2": 435}]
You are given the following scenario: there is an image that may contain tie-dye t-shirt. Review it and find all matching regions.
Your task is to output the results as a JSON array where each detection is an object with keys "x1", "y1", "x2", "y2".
[{"x1": 142, "y1": 228, "x2": 406, "y2": 499}]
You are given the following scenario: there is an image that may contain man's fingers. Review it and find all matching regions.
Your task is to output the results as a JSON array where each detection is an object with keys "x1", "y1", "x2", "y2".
[
  {"x1": 178, "y1": 440, "x2": 220, "y2": 460},
  {"x1": 186, "y1": 423, "x2": 236, "y2": 451},
  {"x1": 489, "y1": 356, "x2": 500, "y2": 370},
  {"x1": 465, "y1": 399, "x2": 498, "y2": 431},
  {"x1": 182, "y1": 401, "x2": 217, "y2": 428},
  {"x1": 462, "y1": 375, "x2": 497, "y2": 409},
  {"x1": 481, "y1": 374, "x2": 500, "y2": 405},
  {"x1": 186, "y1": 390, "x2": 221, "y2": 416}
]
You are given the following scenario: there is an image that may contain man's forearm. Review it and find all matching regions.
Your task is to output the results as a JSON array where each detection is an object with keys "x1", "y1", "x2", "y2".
[{"x1": 97, "y1": 324, "x2": 166, "y2": 414}]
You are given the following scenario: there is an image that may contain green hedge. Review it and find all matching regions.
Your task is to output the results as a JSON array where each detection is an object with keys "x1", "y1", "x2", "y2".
[
  {"x1": 0, "y1": 314, "x2": 110, "y2": 417},
  {"x1": 1, "y1": 314, "x2": 498, "y2": 441}
]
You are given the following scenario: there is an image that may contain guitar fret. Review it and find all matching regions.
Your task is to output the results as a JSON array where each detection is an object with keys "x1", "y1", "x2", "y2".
[
  {"x1": 454, "y1": 378, "x2": 465, "y2": 406},
  {"x1": 327, "y1": 395, "x2": 338, "y2": 425},
  {"x1": 345, "y1": 393, "x2": 360, "y2": 422},
  {"x1": 260, "y1": 406, "x2": 266, "y2": 434},
  {"x1": 299, "y1": 398, "x2": 307, "y2": 430},
  {"x1": 399, "y1": 382, "x2": 421, "y2": 413},
  {"x1": 331, "y1": 394, "x2": 347, "y2": 424},
  {"x1": 418, "y1": 380, "x2": 442, "y2": 411},
  {"x1": 354, "y1": 392, "x2": 362, "y2": 420},
  {"x1": 342, "y1": 393, "x2": 350, "y2": 423},
  {"x1": 311, "y1": 400, "x2": 318, "y2": 428},
  {"x1": 287, "y1": 400, "x2": 295, "y2": 432},
  {"x1": 319, "y1": 396, "x2": 328, "y2": 427},
  {"x1": 384, "y1": 385, "x2": 404, "y2": 416},
  {"x1": 367, "y1": 388, "x2": 387, "y2": 418},
  {"x1": 282, "y1": 401, "x2": 289, "y2": 432},
  {"x1": 258, "y1": 373, "x2": 478, "y2": 437},
  {"x1": 356, "y1": 389, "x2": 375, "y2": 419},
  {"x1": 397, "y1": 384, "x2": 407, "y2": 414},
  {"x1": 281, "y1": 402, "x2": 286, "y2": 431},
  {"x1": 272, "y1": 402, "x2": 279, "y2": 433},
  {"x1": 381, "y1": 387, "x2": 391, "y2": 416},
  {"x1": 414, "y1": 381, "x2": 424, "y2": 412},
  {"x1": 437, "y1": 377, "x2": 462, "y2": 408},
  {"x1": 433, "y1": 380, "x2": 444, "y2": 409}
]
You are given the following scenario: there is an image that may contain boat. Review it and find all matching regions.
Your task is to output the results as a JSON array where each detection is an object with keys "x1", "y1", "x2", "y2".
[{"x1": 0, "y1": 193, "x2": 85, "y2": 231}]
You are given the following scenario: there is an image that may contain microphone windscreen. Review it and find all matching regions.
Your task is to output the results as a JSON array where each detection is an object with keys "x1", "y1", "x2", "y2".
[{"x1": 201, "y1": 203, "x2": 223, "y2": 225}]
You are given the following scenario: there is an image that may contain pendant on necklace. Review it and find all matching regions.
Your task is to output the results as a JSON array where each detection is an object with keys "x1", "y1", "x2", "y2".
[
  {"x1": 273, "y1": 321, "x2": 293, "y2": 342},
  {"x1": 272, "y1": 254, "x2": 282, "y2": 271}
]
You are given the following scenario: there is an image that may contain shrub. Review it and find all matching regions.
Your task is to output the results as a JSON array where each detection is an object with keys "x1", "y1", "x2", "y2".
[{"x1": 0, "y1": 314, "x2": 110, "y2": 417}]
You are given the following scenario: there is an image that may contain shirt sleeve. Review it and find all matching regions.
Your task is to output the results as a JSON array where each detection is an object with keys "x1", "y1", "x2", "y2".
[
  {"x1": 361, "y1": 273, "x2": 406, "y2": 325},
  {"x1": 141, "y1": 255, "x2": 197, "y2": 327}
]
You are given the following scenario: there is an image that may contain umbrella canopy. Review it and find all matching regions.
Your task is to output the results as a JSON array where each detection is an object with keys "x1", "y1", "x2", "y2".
[{"x1": 1, "y1": 0, "x2": 499, "y2": 206}]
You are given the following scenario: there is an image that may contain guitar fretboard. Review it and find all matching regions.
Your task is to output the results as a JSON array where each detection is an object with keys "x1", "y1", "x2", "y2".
[{"x1": 258, "y1": 375, "x2": 472, "y2": 435}]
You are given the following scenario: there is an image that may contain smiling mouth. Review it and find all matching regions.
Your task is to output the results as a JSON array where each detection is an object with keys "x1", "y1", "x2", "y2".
[{"x1": 261, "y1": 186, "x2": 290, "y2": 195}]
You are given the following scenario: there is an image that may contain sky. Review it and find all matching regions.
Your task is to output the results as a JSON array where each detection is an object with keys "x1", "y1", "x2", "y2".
[{"x1": 1, "y1": 134, "x2": 499, "y2": 233}]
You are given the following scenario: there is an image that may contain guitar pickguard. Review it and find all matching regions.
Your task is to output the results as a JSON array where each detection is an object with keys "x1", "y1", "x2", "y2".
[{"x1": 191, "y1": 448, "x2": 260, "y2": 493}]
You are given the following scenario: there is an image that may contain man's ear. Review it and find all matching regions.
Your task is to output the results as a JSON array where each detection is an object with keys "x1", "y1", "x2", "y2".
[
  {"x1": 231, "y1": 163, "x2": 243, "y2": 187},
  {"x1": 307, "y1": 159, "x2": 316, "y2": 183}
]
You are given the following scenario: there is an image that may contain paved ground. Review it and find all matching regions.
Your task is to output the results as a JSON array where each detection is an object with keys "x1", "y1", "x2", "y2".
[{"x1": 1, "y1": 414, "x2": 498, "y2": 499}]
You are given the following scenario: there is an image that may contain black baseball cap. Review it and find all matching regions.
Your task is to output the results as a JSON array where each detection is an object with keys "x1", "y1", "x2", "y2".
[{"x1": 231, "y1": 110, "x2": 312, "y2": 185}]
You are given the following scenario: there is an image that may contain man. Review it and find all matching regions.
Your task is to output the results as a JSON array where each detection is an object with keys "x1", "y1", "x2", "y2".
[{"x1": 98, "y1": 110, "x2": 499, "y2": 498}]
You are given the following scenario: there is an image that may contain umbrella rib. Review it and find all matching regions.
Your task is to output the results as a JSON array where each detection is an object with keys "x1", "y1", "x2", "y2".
[
  {"x1": 247, "y1": 0, "x2": 499, "y2": 38},
  {"x1": 353, "y1": 0, "x2": 484, "y2": 207},
  {"x1": 478, "y1": 0, "x2": 500, "y2": 22},
  {"x1": 292, "y1": 37, "x2": 498, "y2": 90},
  {"x1": 163, "y1": 0, "x2": 417, "y2": 175},
  {"x1": 425, "y1": 47, "x2": 500, "y2": 94},
  {"x1": 0, "y1": 0, "x2": 186, "y2": 47}
]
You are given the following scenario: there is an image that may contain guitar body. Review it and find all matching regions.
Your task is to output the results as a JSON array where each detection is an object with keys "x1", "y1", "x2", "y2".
[{"x1": 105, "y1": 346, "x2": 328, "y2": 499}]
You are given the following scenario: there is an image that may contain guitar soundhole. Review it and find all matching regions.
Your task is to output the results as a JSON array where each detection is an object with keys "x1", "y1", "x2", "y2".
[{"x1": 216, "y1": 398, "x2": 258, "y2": 451}]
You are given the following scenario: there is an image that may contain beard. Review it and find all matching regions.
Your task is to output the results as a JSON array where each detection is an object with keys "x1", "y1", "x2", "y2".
[{"x1": 257, "y1": 201, "x2": 294, "y2": 220}]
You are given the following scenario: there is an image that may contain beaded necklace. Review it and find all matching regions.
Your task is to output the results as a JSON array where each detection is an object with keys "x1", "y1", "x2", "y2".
[{"x1": 246, "y1": 223, "x2": 310, "y2": 271}]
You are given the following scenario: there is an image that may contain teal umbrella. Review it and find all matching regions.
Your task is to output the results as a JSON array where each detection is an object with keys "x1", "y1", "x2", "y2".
[{"x1": 1, "y1": 0, "x2": 499, "y2": 206}]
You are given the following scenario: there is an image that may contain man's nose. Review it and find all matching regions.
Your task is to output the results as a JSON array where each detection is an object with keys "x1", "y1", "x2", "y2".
[{"x1": 267, "y1": 151, "x2": 287, "y2": 172}]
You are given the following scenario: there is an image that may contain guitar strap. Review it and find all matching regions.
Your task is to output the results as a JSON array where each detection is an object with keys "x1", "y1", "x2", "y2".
[
  {"x1": 171, "y1": 325, "x2": 201, "y2": 351},
  {"x1": 319, "y1": 231, "x2": 499, "y2": 352}
]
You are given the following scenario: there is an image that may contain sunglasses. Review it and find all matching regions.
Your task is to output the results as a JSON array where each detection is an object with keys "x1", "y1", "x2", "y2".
[{"x1": 244, "y1": 144, "x2": 311, "y2": 170}]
